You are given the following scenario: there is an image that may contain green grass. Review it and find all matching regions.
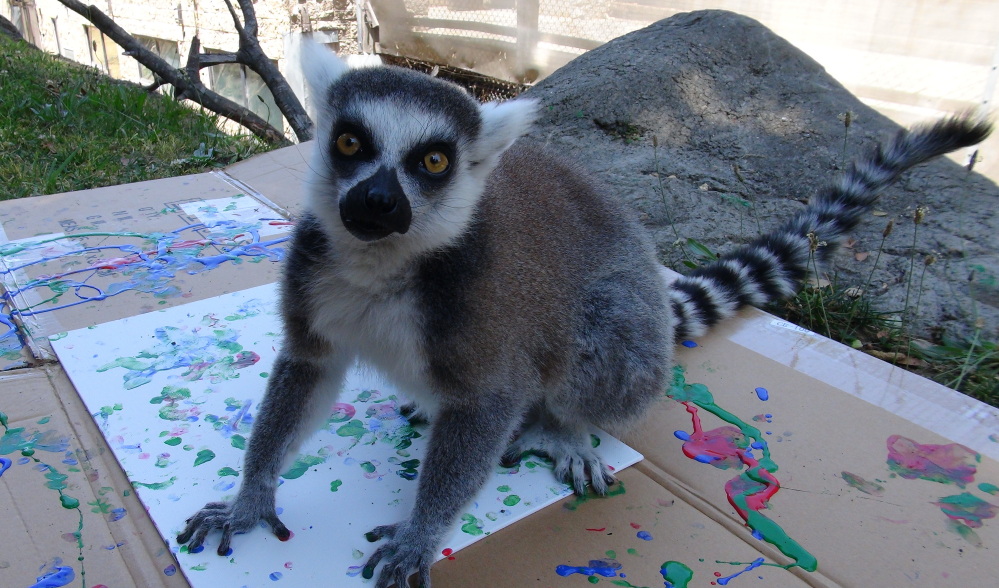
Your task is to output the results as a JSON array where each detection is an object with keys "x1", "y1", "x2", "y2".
[
  {"x1": 772, "y1": 282, "x2": 998, "y2": 407},
  {"x1": 0, "y1": 34, "x2": 268, "y2": 200}
]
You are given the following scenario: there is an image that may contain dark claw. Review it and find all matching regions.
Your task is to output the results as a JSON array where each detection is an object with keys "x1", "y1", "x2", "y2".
[
  {"x1": 266, "y1": 514, "x2": 291, "y2": 540},
  {"x1": 399, "y1": 403, "x2": 428, "y2": 425},
  {"x1": 499, "y1": 451, "x2": 521, "y2": 468},
  {"x1": 188, "y1": 526, "x2": 210, "y2": 551},
  {"x1": 217, "y1": 523, "x2": 233, "y2": 556},
  {"x1": 366, "y1": 523, "x2": 397, "y2": 542},
  {"x1": 176, "y1": 525, "x2": 195, "y2": 545},
  {"x1": 362, "y1": 544, "x2": 393, "y2": 580}
]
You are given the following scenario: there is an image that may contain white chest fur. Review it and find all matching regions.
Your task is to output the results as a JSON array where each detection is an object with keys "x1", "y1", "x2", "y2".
[{"x1": 306, "y1": 269, "x2": 439, "y2": 414}]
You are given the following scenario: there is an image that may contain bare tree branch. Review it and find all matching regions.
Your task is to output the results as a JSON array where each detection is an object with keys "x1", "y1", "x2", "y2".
[
  {"x1": 223, "y1": 0, "x2": 244, "y2": 34},
  {"x1": 56, "y1": 0, "x2": 312, "y2": 145},
  {"x1": 224, "y1": 0, "x2": 312, "y2": 141}
]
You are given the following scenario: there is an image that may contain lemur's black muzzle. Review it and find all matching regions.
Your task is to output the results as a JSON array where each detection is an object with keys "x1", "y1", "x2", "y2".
[{"x1": 340, "y1": 166, "x2": 412, "y2": 242}]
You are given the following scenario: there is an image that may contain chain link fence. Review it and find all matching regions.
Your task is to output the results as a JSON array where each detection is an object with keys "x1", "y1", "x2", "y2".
[{"x1": 365, "y1": 1, "x2": 678, "y2": 83}]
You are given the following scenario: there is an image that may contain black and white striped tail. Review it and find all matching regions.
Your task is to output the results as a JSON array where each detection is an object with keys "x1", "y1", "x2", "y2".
[{"x1": 668, "y1": 115, "x2": 993, "y2": 340}]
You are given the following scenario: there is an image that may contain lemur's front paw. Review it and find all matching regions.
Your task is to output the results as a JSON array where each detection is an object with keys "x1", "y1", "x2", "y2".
[
  {"x1": 501, "y1": 425, "x2": 616, "y2": 496},
  {"x1": 177, "y1": 498, "x2": 290, "y2": 556},
  {"x1": 363, "y1": 521, "x2": 435, "y2": 588}
]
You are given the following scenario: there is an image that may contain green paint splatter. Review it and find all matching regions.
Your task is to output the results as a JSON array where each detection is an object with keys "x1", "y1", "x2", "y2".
[
  {"x1": 133, "y1": 476, "x2": 178, "y2": 490},
  {"x1": 661, "y1": 561, "x2": 694, "y2": 588},
  {"x1": 164, "y1": 437, "x2": 182, "y2": 446},
  {"x1": 88, "y1": 497, "x2": 113, "y2": 514},
  {"x1": 626, "y1": 548, "x2": 639, "y2": 556},
  {"x1": 503, "y1": 494, "x2": 522, "y2": 507},
  {"x1": 194, "y1": 449, "x2": 216, "y2": 466},
  {"x1": 97, "y1": 404, "x2": 123, "y2": 419},
  {"x1": 218, "y1": 467, "x2": 239, "y2": 477},
  {"x1": 231, "y1": 434, "x2": 246, "y2": 450},
  {"x1": 605, "y1": 550, "x2": 617, "y2": 559},
  {"x1": 392, "y1": 458, "x2": 420, "y2": 480},
  {"x1": 460, "y1": 513, "x2": 485, "y2": 536},
  {"x1": 497, "y1": 485, "x2": 510, "y2": 492},
  {"x1": 591, "y1": 434, "x2": 601, "y2": 448},
  {"x1": 563, "y1": 480, "x2": 627, "y2": 511},
  {"x1": 979, "y1": 482, "x2": 999, "y2": 495},
  {"x1": 841, "y1": 471, "x2": 885, "y2": 496},
  {"x1": 149, "y1": 386, "x2": 195, "y2": 421},
  {"x1": 934, "y1": 492, "x2": 998, "y2": 528},
  {"x1": 336, "y1": 419, "x2": 367, "y2": 439},
  {"x1": 281, "y1": 453, "x2": 327, "y2": 480},
  {"x1": 60, "y1": 494, "x2": 80, "y2": 509},
  {"x1": 330, "y1": 479, "x2": 343, "y2": 492},
  {"x1": 37, "y1": 416, "x2": 51, "y2": 424}
]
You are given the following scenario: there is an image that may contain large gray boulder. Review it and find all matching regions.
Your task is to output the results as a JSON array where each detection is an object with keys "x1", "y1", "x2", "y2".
[{"x1": 524, "y1": 10, "x2": 998, "y2": 342}]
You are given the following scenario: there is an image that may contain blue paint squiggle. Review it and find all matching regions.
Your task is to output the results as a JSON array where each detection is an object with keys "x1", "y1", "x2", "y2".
[
  {"x1": 717, "y1": 557, "x2": 766, "y2": 585},
  {"x1": 555, "y1": 559, "x2": 622, "y2": 578},
  {"x1": 28, "y1": 563, "x2": 75, "y2": 588},
  {"x1": 0, "y1": 220, "x2": 288, "y2": 357}
]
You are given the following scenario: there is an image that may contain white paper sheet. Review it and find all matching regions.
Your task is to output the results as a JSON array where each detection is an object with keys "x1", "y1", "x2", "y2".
[{"x1": 52, "y1": 283, "x2": 643, "y2": 587}]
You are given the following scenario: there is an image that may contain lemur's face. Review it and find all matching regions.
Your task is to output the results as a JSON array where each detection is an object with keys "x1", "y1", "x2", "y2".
[
  {"x1": 315, "y1": 67, "x2": 481, "y2": 245},
  {"x1": 301, "y1": 42, "x2": 537, "y2": 254}
]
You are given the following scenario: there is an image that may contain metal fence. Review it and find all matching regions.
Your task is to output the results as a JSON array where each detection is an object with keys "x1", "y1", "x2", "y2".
[{"x1": 362, "y1": 1, "x2": 674, "y2": 83}]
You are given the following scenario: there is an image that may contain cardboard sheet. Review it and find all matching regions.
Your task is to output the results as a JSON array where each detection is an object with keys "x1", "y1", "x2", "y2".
[
  {"x1": 50, "y1": 283, "x2": 643, "y2": 587},
  {"x1": 2, "y1": 142, "x2": 998, "y2": 588},
  {"x1": 0, "y1": 366, "x2": 187, "y2": 588},
  {"x1": 625, "y1": 308, "x2": 999, "y2": 587},
  {"x1": 0, "y1": 182, "x2": 290, "y2": 370}
]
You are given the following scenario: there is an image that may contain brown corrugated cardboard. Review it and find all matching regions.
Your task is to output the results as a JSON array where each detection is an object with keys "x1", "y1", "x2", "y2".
[
  {"x1": 625, "y1": 307, "x2": 999, "y2": 587},
  {"x1": 0, "y1": 365, "x2": 187, "y2": 588},
  {"x1": 1, "y1": 143, "x2": 997, "y2": 588},
  {"x1": 0, "y1": 173, "x2": 289, "y2": 369}
]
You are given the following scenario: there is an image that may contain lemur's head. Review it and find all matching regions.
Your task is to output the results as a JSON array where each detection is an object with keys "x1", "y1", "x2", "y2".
[{"x1": 301, "y1": 41, "x2": 536, "y2": 255}]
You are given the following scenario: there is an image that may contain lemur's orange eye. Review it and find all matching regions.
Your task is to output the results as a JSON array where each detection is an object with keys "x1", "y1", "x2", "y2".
[
  {"x1": 423, "y1": 151, "x2": 449, "y2": 174},
  {"x1": 335, "y1": 133, "x2": 361, "y2": 156}
]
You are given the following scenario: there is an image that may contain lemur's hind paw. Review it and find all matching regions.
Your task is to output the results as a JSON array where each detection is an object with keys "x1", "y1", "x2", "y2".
[{"x1": 501, "y1": 424, "x2": 616, "y2": 495}]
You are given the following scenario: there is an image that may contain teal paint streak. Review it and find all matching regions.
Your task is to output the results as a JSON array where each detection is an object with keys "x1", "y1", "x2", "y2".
[{"x1": 668, "y1": 365, "x2": 817, "y2": 573}]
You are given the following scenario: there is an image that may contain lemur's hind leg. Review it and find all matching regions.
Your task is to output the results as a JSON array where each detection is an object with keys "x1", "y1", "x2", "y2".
[{"x1": 502, "y1": 274, "x2": 672, "y2": 495}]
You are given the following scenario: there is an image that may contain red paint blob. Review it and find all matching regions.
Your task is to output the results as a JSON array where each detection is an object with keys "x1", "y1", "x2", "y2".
[
  {"x1": 585, "y1": 528, "x2": 606, "y2": 532},
  {"x1": 442, "y1": 548, "x2": 455, "y2": 560},
  {"x1": 630, "y1": 522, "x2": 641, "y2": 529}
]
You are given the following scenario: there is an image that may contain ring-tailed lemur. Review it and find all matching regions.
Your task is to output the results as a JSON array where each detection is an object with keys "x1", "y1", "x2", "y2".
[{"x1": 178, "y1": 41, "x2": 992, "y2": 587}]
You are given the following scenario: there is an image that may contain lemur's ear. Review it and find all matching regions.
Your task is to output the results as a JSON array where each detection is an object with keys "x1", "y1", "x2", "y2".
[
  {"x1": 299, "y1": 38, "x2": 349, "y2": 96},
  {"x1": 467, "y1": 99, "x2": 539, "y2": 176}
]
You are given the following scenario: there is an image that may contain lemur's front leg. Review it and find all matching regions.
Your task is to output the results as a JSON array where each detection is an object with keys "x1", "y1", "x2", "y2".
[
  {"x1": 178, "y1": 350, "x2": 349, "y2": 554},
  {"x1": 363, "y1": 393, "x2": 524, "y2": 588}
]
